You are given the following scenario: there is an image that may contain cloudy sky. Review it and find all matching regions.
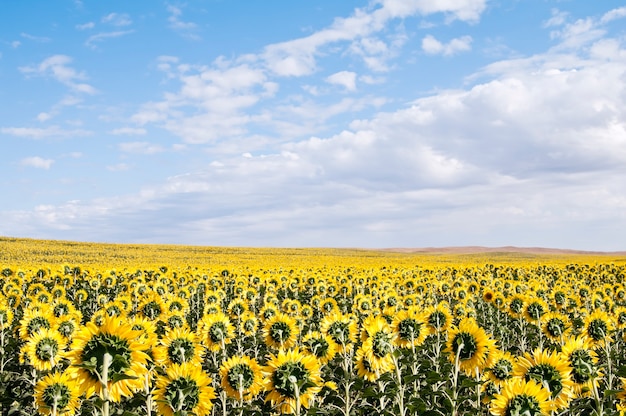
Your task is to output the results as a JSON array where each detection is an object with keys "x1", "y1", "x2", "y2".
[{"x1": 1, "y1": 1, "x2": 626, "y2": 250}]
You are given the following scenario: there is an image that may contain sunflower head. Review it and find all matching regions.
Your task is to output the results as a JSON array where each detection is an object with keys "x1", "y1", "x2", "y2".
[
  {"x1": 155, "y1": 363, "x2": 216, "y2": 416},
  {"x1": 34, "y1": 370, "x2": 81, "y2": 416},
  {"x1": 219, "y1": 355, "x2": 263, "y2": 401},
  {"x1": 490, "y1": 378, "x2": 551, "y2": 416}
]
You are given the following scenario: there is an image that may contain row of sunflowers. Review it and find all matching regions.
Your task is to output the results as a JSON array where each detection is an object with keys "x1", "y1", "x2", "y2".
[{"x1": 1, "y1": 256, "x2": 626, "y2": 415}]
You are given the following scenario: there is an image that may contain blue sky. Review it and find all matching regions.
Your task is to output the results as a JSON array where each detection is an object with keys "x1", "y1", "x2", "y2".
[{"x1": 1, "y1": 0, "x2": 626, "y2": 250}]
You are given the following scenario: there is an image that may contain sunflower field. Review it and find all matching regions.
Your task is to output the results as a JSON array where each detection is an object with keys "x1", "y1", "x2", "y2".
[{"x1": 1, "y1": 238, "x2": 626, "y2": 415}]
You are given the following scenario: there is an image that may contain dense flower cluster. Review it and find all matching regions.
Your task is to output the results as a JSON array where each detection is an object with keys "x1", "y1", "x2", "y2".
[{"x1": 0, "y1": 240, "x2": 625, "y2": 415}]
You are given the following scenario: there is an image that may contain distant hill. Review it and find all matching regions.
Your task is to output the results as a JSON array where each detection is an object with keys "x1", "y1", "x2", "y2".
[{"x1": 377, "y1": 246, "x2": 626, "y2": 255}]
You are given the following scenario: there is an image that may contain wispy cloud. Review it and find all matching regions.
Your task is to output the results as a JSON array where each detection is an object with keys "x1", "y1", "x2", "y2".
[
  {"x1": 20, "y1": 156, "x2": 54, "y2": 169},
  {"x1": 19, "y1": 55, "x2": 97, "y2": 95},
  {"x1": 76, "y1": 22, "x2": 95, "y2": 30},
  {"x1": 110, "y1": 127, "x2": 147, "y2": 136},
  {"x1": 167, "y1": 5, "x2": 200, "y2": 40},
  {"x1": 1, "y1": 126, "x2": 92, "y2": 139},
  {"x1": 422, "y1": 35, "x2": 473, "y2": 56},
  {"x1": 119, "y1": 141, "x2": 165, "y2": 154},
  {"x1": 101, "y1": 12, "x2": 132, "y2": 26},
  {"x1": 85, "y1": 30, "x2": 134, "y2": 49},
  {"x1": 326, "y1": 71, "x2": 358, "y2": 91},
  {"x1": 20, "y1": 32, "x2": 52, "y2": 42}
]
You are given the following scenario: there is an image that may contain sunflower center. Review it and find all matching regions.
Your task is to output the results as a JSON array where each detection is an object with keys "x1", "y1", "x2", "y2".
[
  {"x1": 164, "y1": 377, "x2": 199, "y2": 412},
  {"x1": 491, "y1": 358, "x2": 513, "y2": 381},
  {"x1": 143, "y1": 301, "x2": 163, "y2": 320},
  {"x1": 209, "y1": 322, "x2": 228, "y2": 343},
  {"x1": 545, "y1": 318, "x2": 565, "y2": 337},
  {"x1": 452, "y1": 332, "x2": 478, "y2": 360},
  {"x1": 28, "y1": 317, "x2": 51, "y2": 337},
  {"x1": 53, "y1": 304, "x2": 70, "y2": 318},
  {"x1": 243, "y1": 319, "x2": 256, "y2": 333},
  {"x1": 168, "y1": 338, "x2": 196, "y2": 365},
  {"x1": 587, "y1": 319, "x2": 608, "y2": 341},
  {"x1": 306, "y1": 337, "x2": 329, "y2": 358},
  {"x1": 504, "y1": 394, "x2": 543, "y2": 416},
  {"x1": 525, "y1": 302, "x2": 545, "y2": 320},
  {"x1": 428, "y1": 311, "x2": 447, "y2": 330},
  {"x1": 269, "y1": 321, "x2": 291, "y2": 344},
  {"x1": 82, "y1": 334, "x2": 132, "y2": 379},
  {"x1": 327, "y1": 321, "x2": 350, "y2": 345},
  {"x1": 510, "y1": 299, "x2": 523, "y2": 314},
  {"x1": 42, "y1": 382, "x2": 71, "y2": 409},
  {"x1": 272, "y1": 361, "x2": 310, "y2": 398},
  {"x1": 36, "y1": 337, "x2": 60, "y2": 362},
  {"x1": 526, "y1": 364, "x2": 562, "y2": 397},
  {"x1": 226, "y1": 363, "x2": 254, "y2": 391},
  {"x1": 58, "y1": 321, "x2": 76, "y2": 338},
  {"x1": 398, "y1": 318, "x2": 422, "y2": 341},
  {"x1": 371, "y1": 331, "x2": 393, "y2": 358},
  {"x1": 168, "y1": 315, "x2": 185, "y2": 329},
  {"x1": 569, "y1": 349, "x2": 595, "y2": 384}
]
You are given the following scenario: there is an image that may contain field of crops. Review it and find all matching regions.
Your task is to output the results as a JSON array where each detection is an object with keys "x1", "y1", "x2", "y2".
[{"x1": 1, "y1": 237, "x2": 626, "y2": 415}]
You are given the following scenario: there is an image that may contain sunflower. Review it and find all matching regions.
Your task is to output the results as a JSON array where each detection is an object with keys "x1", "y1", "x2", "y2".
[
  {"x1": 0, "y1": 298, "x2": 13, "y2": 329},
  {"x1": 355, "y1": 345, "x2": 384, "y2": 382},
  {"x1": 66, "y1": 316, "x2": 151, "y2": 402},
  {"x1": 239, "y1": 310, "x2": 259, "y2": 337},
  {"x1": 264, "y1": 348, "x2": 322, "y2": 414},
  {"x1": 582, "y1": 309, "x2": 614, "y2": 348},
  {"x1": 489, "y1": 378, "x2": 551, "y2": 416},
  {"x1": 18, "y1": 307, "x2": 56, "y2": 341},
  {"x1": 138, "y1": 293, "x2": 167, "y2": 321},
  {"x1": 486, "y1": 350, "x2": 516, "y2": 387},
  {"x1": 513, "y1": 348, "x2": 575, "y2": 411},
  {"x1": 198, "y1": 312, "x2": 235, "y2": 352},
  {"x1": 128, "y1": 316, "x2": 159, "y2": 350},
  {"x1": 445, "y1": 317, "x2": 495, "y2": 376},
  {"x1": 561, "y1": 336, "x2": 601, "y2": 397},
  {"x1": 320, "y1": 312, "x2": 358, "y2": 352},
  {"x1": 264, "y1": 312, "x2": 300, "y2": 350},
  {"x1": 219, "y1": 355, "x2": 264, "y2": 401},
  {"x1": 34, "y1": 370, "x2": 81, "y2": 416},
  {"x1": 425, "y1": 303, "x2": 452, "y2": 334},
  {"x1": 23, "y1": 328, "x2": 67, "y2": 371},
  {"x1": 541, "y1": 312, "x2": 570, "y2": 344},
  {"x1": 154, "y1": 362, "x2": 216, "y2": 416},
  {"x1": 153, "y1": 327, "x2": 205, "y2": 367},
  {"x1": 522, "y1": 296, "x2": 549, "y2": 325},
  {"x1": 301, "y1": 331, "x2": 338, "y2": 365},
  {"x1": 393, "y1": 307, "x2": 429, "y2": 349},
  {"x1": 507, "y1": 295, "x2": 525, "y2": 319}
]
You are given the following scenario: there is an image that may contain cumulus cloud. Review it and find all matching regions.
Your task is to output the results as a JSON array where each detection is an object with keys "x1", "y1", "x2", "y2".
[
  {"x1": 326, "y1": 71, "x2": 358, "y2": 91},
  {"x1": 422, "y1": 35, "x2": 473, "y2": 56},
  {"x1": 21, "y1": 156, "x2": 54, "y2": 169}
]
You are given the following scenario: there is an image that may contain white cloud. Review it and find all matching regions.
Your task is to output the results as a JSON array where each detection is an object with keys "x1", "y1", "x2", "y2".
[
  {"x1": 422, "y1": 35, "x2": 473, "y2": 56},
  {"x1": 101, "y1": 13, "x2": 132, "y2": 26},
  {"x1": 601, "y1": 6, "x2": 626, "y2": 24},
  {"x1": 110, "y1": 127, "x2": 147, "y2": 136},
  {"x1": 1, "y1": 126, "x2": 92, "y2": 139},
  {"x1": 118, "y1": 141, "x2": 164, "y2": 154},
  {"x1": 21, "y1": 156, "x2": 54, "y2": 169},
  {"x1": 20, "y1": 32, "x2": 51, "y2": 42},
  {"x1": 107, "y1": 163, "x2": 130, "y2": 172},
  {"x1": 19, "y1": 55, "x2": 97, "y2": 95},
  {"x1": 326, "y1": 71, "x2": 358, "y2": 91},
  {"x1": 167, "y1": 5, "x2": 200, "y2": 40},
  {"x1": 543, "y1": 9, "x2": 568, "y2": 28},
  {"x1": 76, "y1": 22, "x2": 95, "y2": 30},
  {"x1": 85, "y1": 30, "x2": 134, "y2": 49}
]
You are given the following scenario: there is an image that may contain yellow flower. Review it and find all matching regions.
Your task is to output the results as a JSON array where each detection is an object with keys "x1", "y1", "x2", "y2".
[
  {"x1": 198, "y1": 312, "x2": 235, "y2": 352},
  {"x1": 486, "y1": 349, "x2": 516, "y2": 387},
  {"x1": 219, "y1": 355, "x2": 264, "y2": 401},
  {"x1": 264, "y1": 312, "x2": 299, "y2": 350},
  {"x1": 23, "y1": 328, "x2": 67, "y2": 371},
  {"x1": 34, "y1": 370, "x2": 81, "y2": 416},
  {"x1": 66, "y1": 316, "x2": 150, "y2": 402},
  {"x1": 445, "y1": 317, "x2": 495, "y2": 376},
  {"x1": 541, "y1": 312, "x2": 570, "y2": 343},
  {"x1": 582, "y1": 309, "x2": 614, "y2": 348},
  {"x1": 561, "y1": 336, "x2": 601, "y2": 397},
  {"x1": 18, "y1": 307, "x2": 55, "y2": 340},
  {"x1": 489, "y1": 378, "x2": 551, "y2": 416},
  {"x1": 264, "y1": 348, "x2": 322, "y2": 414},
  {"x1": 154, "y1": 362, "x2": 216, "y2": 416},
  {"x1": 425, "y1": 303, "x2": 452, "y2": 334},
  {"x1": 320, "y1": 312, "x2": 358, "y2": 352},
  {"x1": 392, "y1": 306, "x2": 429, "y2": 348},
  {"x1": 153, "y1": 327, "x2": 205, "y2": 367},
  {"x1": 514, "y1": 348, "x2": 575, "y2": 411},
  {"x1": 302, "y1": 331, "x2": 338, "y2": 365}
]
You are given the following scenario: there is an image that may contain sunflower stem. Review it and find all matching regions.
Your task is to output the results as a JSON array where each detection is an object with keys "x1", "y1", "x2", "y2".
[{"x1": 101, "y1": 352, "x2": 112, "y2": 416}]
